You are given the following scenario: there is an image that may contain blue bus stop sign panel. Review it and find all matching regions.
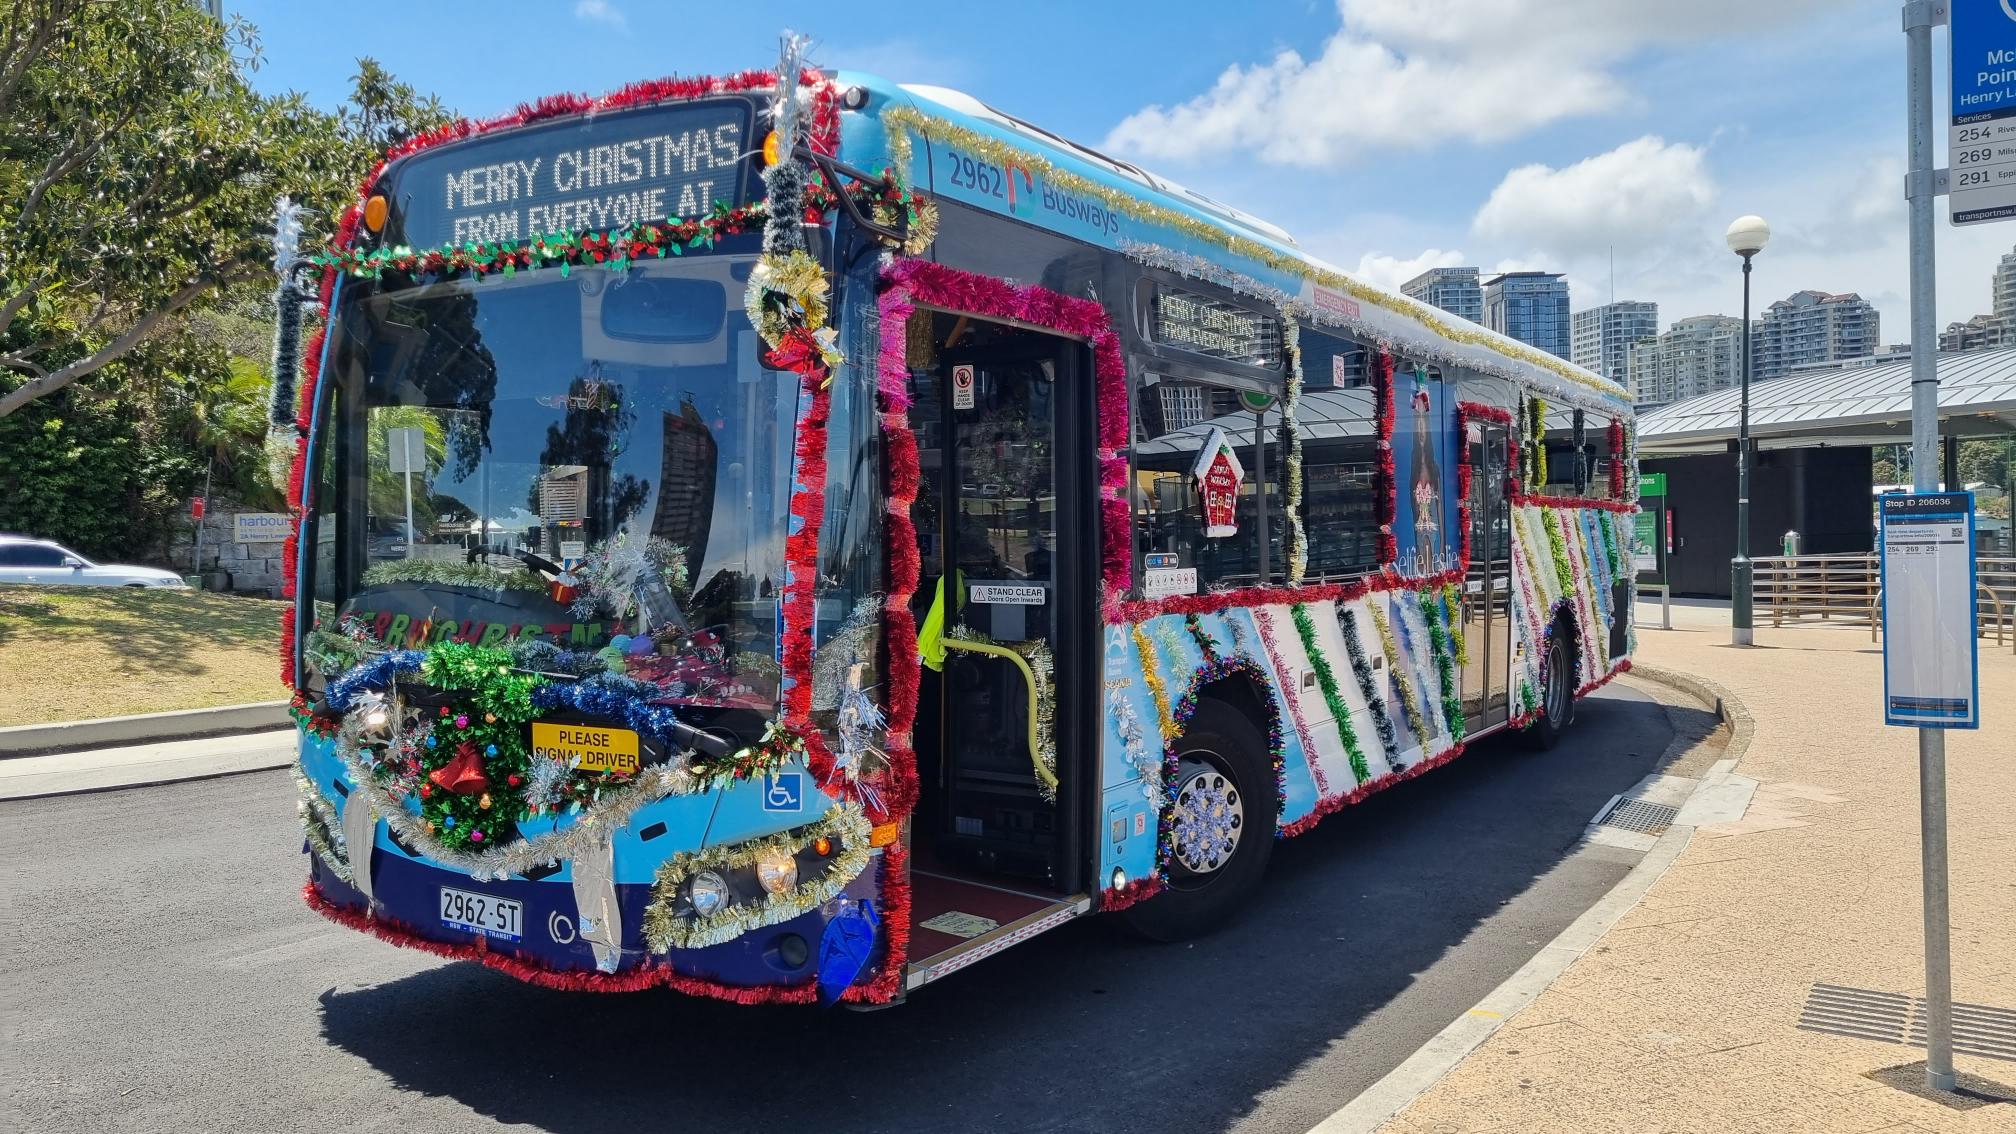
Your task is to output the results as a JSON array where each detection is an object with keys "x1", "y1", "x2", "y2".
[
  {"x1": 762, "y1": 771, "x2": 804, "y2": 812},
  {"x1": 1950, "y1": 0, "x2": 2016, "y2": 226},
  {"x1": 1877, "y1": 493, "x2": 1980, "y2": 729}
]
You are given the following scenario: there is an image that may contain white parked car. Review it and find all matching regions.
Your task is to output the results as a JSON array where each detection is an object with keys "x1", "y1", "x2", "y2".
[{"x1": 0, "y1": 535, "x2": 189, "y2": 588}]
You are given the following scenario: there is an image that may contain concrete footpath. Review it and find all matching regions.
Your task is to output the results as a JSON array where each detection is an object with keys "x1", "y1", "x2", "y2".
[{"x1": 1382, "y1": 605, "x2": 2015, "y2": 1133}]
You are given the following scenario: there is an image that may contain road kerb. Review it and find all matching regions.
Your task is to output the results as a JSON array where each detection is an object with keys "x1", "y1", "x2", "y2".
[
  {"x1": 0, "y1": 700, "x2": 290, "y2": 757},
  {"x1": 1306, "y1": 666, "x2": 1755, "y2": 1134},
  {"x1": 0, "y1": 729, "x2": 297, "y2": 801}
]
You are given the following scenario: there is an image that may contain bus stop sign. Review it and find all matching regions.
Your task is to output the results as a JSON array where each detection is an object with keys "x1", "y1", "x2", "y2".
[{"x1": 1950, "y1": 0, "x2": 2016, "y2": 226}]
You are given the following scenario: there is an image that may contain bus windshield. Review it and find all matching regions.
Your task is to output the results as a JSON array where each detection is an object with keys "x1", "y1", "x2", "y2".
[{"x1": 321, "y1": 250, "x2": 796, "y2": 710}]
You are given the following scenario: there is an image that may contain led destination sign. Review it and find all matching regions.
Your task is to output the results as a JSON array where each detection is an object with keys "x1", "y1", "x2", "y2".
[
  {"x1": 1152, "y1": 284, "x2": 1283, "y2": 369},
  {"x1": 386, "y1": 101, "x2": 753, "y2": 248}
]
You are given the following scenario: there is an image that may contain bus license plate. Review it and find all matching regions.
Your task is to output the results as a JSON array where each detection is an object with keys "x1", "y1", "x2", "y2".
[{"x1": 439, "y1": 887, "x2": 522, "y2": 941}]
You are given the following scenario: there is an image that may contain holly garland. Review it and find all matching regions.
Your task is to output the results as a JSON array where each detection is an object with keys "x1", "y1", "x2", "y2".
[
  {"x1": 1419, "y1": 590, "x2": 1466, "y2": 739},
  {"x1": 1290, "y1": 603, "x2": 1370, "y2": 785},
  {"x1": 306, "y1": 180, "x2": 937, "y2": 287},
  {"x1": 686, "y1": 719, "x2": 806, "y2": 788}
]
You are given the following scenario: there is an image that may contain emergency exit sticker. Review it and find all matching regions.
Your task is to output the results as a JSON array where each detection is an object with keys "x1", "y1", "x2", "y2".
[{"x1": 952, "y1": 363, "x2": 976, "y2": 410}]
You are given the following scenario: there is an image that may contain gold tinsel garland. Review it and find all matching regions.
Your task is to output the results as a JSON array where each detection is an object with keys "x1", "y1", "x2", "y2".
[
  {"x1": 1366, "y1": 600, "x2": 1431, "y2": 748},
  {"x1": 880, "y1": 106, "x2": 1628, "y2": 404},
  {"x1": 641, "y1": 802, "x2": 872, "y2": 952},
  {"x1": 1132, "y1": 623, "x2": 1179, "y2": 744}
]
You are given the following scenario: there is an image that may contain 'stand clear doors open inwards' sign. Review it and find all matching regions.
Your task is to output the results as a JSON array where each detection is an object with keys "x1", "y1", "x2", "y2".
[{"x1": 1878, "y1": 493, "x2": 1979, "y2": 729}]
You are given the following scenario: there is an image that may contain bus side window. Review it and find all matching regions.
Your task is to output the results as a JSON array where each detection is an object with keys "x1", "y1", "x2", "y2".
[{"x1": 1131, "y1": 373, "x2": 1284, "y2": 593}]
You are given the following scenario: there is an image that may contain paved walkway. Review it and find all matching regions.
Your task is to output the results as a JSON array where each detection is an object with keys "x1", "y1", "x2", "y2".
[{"x1": 1387, "y1": 605, "x2": 2016, "y2": 1133}]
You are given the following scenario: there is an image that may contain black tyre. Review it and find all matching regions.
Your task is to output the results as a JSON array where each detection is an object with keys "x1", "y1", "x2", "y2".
[
  {"x1": 1120, "y1": 700, "x2": 1278, "y2": 941},
  {"x1": 1524, "y1": 621, "x2": 1577, "y2": 750}
]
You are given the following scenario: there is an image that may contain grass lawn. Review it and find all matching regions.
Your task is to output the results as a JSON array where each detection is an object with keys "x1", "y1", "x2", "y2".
[{"x1": 0, "y1": 585, "x2": 288, "y2": 726}]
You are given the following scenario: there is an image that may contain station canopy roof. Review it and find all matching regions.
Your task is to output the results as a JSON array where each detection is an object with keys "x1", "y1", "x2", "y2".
[{"x1": 1637, "y1": 348, "x2": 2016, "y2": 455}]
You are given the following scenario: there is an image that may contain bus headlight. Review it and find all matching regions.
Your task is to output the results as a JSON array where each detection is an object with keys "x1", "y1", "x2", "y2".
[
  {"x1": 755, "y1": 847, "x2": 798, "y2": 895},
  {"x1": 688, "y1": 870, "x2": 730, "y2": 917}
]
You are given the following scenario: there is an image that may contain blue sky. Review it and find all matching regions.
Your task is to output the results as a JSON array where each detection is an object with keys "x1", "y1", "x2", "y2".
[{"x1": 232, "y1": 0, "x2": 2008, "y2": 339}]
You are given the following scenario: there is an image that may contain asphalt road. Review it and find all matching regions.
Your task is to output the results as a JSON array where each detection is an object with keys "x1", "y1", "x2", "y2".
[{"x1": 2, "y1": 682, "x2": 1711, "y2": 1134}]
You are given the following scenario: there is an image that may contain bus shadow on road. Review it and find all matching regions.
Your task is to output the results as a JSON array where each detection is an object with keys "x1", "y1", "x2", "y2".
[{"x1": 315, "y1": 689, "x2": 1719, "y2": 1134}]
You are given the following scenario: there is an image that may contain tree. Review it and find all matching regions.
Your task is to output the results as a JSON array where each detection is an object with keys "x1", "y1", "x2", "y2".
[
  {"x1": 1956, "y1": 438, "x2": 2012, "y2": 490},
  {"x1": 0, "y1": 0, "x2": 359, "y2": 417}
]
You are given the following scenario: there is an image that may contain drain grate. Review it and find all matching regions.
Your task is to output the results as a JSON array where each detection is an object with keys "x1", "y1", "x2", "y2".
[
  {"x1": 1598, "y1": 797, "x2": 1679, "y2": 836},
  {"x1": 1799, "y1": 983, "x2": 2016, "y2": 1062}
]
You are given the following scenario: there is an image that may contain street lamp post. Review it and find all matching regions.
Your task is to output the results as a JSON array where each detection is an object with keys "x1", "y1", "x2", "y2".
[{"x1": 1725, "y1": 215, "x2": 1770, "y2": 647}]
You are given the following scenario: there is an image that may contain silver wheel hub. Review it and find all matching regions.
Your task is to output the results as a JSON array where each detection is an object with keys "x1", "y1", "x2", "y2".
[{"x1": 1171, "y1": 765, "x2": 1243, "y2": 874}]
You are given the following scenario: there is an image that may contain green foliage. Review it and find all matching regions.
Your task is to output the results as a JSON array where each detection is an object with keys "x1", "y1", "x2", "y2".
[
  {"x1": 360, "y1": 559, "x2": 543, "y2": 593},
  {"x1": 0, "y1": 6, "x2": 452, "y2": 552},
  {"x1": 0, "y1": 6, "x2": 453, "y2": 417},
  {"x1": 1957, "y1": 439, "x2": 2012, "y2": 490}
]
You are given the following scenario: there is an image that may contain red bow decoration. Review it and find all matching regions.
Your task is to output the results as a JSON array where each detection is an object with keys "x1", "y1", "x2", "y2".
[
  {"x1": 762, "y1": 327, "x2": 829, "y2": 378},
  {"x1": 429, "y1": 742, "x2": 491, "y2": 796}
]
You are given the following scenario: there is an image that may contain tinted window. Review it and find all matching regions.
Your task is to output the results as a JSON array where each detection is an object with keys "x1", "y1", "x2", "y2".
[{"x1": 0, "y1": 544, "x2": 66, "y2": 567}]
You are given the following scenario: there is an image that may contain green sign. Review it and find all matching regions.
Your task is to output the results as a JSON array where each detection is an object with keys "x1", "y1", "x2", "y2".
[
  {"x1": 1237, "y1": 389, "x2": 1277, "y2": 413},
  {"x1": 1632, "y1": 511, "x2": 1659, "y2": 578},
  {"x1": 1640, "y1": 471, "x2": 1667, "y2": 497}
]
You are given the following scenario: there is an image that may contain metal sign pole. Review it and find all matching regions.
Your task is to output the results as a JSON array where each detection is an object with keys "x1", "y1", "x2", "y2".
[{"x1": 1902, "y1": 0, "x2": 1954, "y2": 1095}]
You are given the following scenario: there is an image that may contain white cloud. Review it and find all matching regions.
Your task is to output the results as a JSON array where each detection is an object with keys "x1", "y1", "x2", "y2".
[
  {"x1": 1103, "y1": 0, "x2": 1839, "y2": 166},
  {"x1": 1472, "y1": 136, "x2": 1716, "y2": 261},
  {"x1": 574, "y1": 0, "x2": 625, "y2": 28},
  {"x1": 1353, "y1": 248, "x2": 1465, "y2": 291}
]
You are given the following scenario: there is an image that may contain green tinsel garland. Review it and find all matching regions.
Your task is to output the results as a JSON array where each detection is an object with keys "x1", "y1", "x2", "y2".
[
  {"x1": 360, "y1": 559, "x2": 544, "y2": 593},
  {"x1": 1597, "y1": 509, "x2": 1622, "y2": 577},
  {"x1": 1291, "y1": 603, "x2": 1370, "y2": 784},
  {"x1": 1443, "y1": 583, "x2": 1469, "y2": 666},
  {"x1": 1420, "y1": 591, "x2": 1467, "y2": 739},
  {"x1": 1544, "y1": 508, "x2": 1576, "y2": 601}
]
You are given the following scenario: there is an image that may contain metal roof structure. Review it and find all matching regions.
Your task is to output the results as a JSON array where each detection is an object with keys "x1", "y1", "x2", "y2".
[{"x1": 1637, "y1": 348, "x2": 2016, "y2": 455}]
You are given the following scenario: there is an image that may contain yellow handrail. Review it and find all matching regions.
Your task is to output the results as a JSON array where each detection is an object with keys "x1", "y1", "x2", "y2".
[{"x1": 938, "y1": 637, "x2": 1059, "y2": 793}]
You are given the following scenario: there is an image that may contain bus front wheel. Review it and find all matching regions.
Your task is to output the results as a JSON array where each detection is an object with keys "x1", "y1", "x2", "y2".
[
  {"x1": 1120, "y1": 700, "x2": 1278, "y2": 942},
  {"x1": 1525, "y1": 623, "x2": 1577, "y2": 750}
]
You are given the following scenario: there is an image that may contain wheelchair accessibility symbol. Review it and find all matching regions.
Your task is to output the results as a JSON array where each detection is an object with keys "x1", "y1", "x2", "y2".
[{"x1": 763, "y1": 772, "x2": 804, "y2": 812}]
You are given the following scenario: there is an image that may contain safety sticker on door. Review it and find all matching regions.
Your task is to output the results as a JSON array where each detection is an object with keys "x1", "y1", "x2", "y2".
[
  {"x1": 952, "y1": 363, "x2": 976, "y2": 410},
  {"x1": 969, "y1": 583, "x2": 1044, "y2": 605}
]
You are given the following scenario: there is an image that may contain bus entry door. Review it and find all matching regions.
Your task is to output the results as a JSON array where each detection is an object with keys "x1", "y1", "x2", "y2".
[{"x1": 919, "y1": 314, "x2": 1083, "y2": 888}]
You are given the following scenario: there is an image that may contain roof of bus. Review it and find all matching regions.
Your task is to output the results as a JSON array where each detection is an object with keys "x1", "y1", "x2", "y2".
[{"x1": 840, "y1": 73, "x2": 1629, "y2": 414}]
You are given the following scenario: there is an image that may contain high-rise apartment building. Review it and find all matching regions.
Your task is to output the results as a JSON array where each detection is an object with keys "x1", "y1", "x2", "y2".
[
  {"x1": 1754, "y1": 290, "x2": 1879, "y2": 381},
  {"x1": 1483, "y1": 271, "x2": 1572, "y2": 359},
  {"x1": 1571, "y1": 301, "x2": 1659, "y2": 385},
  {"x1": 1400, "y1": 266, "x2": 1484, "y2": 324},
  {"x1": 1625, "y1": 315, "x2": 1744, "y2": 408},
  {"x1": 1937, "y1": 245, "x2": 2016, "y2": 353}
]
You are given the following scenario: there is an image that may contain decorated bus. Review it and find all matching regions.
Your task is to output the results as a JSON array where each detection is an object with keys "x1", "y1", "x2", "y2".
[{"x1": 275, "y1": 46, "x2": 1637, "y2": 1007}]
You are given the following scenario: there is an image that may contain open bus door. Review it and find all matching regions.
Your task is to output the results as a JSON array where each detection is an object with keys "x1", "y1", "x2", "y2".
[{"x1": 901, "y1": 310, "x2": 1095, "y2": 992}]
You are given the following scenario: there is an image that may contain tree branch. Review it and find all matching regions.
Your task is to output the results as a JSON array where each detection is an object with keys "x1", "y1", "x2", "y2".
[{"x1": 0, "y1": 274, "x2": 223, "y2": 417}]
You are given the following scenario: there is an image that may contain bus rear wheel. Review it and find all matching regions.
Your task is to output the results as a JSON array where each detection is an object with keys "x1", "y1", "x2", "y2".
[
  {"x1": 1120, "y1": 700, "x2": 1277, "y2": 942},
  {"x1": 1525, "y1": 624, "x2": 1577, "y2": 750}
]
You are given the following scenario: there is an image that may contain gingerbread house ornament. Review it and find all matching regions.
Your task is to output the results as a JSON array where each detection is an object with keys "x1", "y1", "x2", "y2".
[{"x1": 1190, "y1": 425, "x2": 1246, "y2": 539}]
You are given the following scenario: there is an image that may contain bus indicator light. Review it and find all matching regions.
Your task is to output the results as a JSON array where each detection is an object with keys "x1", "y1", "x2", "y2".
[
  {"x1": 760, "y1": 130, "x2": 780, "y2": 167},
  {"x1": 362, "y1": 193, "x2": 388, "y2": 233}
]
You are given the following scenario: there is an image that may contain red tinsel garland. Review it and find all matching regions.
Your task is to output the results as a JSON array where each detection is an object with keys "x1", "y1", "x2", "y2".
[
  {"x1": 1098, "y1": 876, "x2": 1165, "y2": 911},
  {"x1": 302, "y1": 882, "x2": 822, "y2": 1003},
  {"x1": 1608, "y1": 417, "x2": 1628, "y2": 500},
  {"x1": 878, "y1": 260, "x2": 1133, "y2": 612},
  {"x1": 1511, "y1": 492, "x2": 1636, "y2": 515},
  {"x1": 1374, "y1": 351, "x2": 1398, "y2": 566}
]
